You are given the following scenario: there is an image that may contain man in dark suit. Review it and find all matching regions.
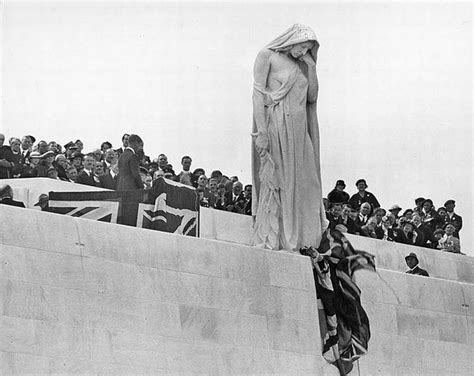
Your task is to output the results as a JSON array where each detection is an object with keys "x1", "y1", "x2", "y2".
[
  {"x1": 355, "y1": 202, "x2": 372, "y2": 228},
  {"x1": 0, "y1": 184, "x2": 26, "y2": 207},
  {"x1": 444, "y1": 199, "x2": 462, "y2": 238},
  {"x1": 75, "y1": 154, "x2": 99, "y2": 187},
  {"x1": 99, "y1": 162, "x2": 119, "y2": 190},
  {"x1": 116, "y1": 134, "x2": 144, "y2": 191},
  {"x1": 412, "y1": 213, "x2": 433, "y2": 248},
  {"x1": 405, "y1": 252, "x2": 429, "y2": 277},
  {"x1": 115, "y1": 133, "x2": 130, "y2": 157},
  {"x1": 225, "y1": 181, "x2": 246, "y2": 213}
]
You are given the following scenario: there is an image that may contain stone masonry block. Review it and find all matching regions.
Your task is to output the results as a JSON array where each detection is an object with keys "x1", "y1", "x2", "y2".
[
  {"x1": 177, "y1": 235, "x2": 222, "y2": 277},
  {"x1": 266, "y1": 316, "x2": 320, "y2": 354},
  {"x1": 266, "y1": 250, "x2": 307, "y2": 290}
]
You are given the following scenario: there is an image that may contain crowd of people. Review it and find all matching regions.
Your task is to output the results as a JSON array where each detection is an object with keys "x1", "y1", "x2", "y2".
[{"x1": 0, "y1": 133, "x2": 465, "y2": 254}]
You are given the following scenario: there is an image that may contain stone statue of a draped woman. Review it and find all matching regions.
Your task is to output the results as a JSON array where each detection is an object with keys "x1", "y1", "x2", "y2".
[{"x1": 251, "y1": 24, "x2": 328, "y2": 251}]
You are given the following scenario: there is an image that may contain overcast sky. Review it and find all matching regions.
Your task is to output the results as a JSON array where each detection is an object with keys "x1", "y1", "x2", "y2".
[{"x1": 1, "y1": 1, "x2": 472, "y2": 254}]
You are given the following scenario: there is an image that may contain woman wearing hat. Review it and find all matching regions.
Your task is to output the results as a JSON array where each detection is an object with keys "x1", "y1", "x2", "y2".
[{"x1": 20, "y1": 151, "x2": 48, "y2": 178}]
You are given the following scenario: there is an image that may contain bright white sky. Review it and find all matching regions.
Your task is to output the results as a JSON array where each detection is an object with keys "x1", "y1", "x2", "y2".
[{"x1": 1, "y1": 1, "x2": 472, "y2": 254}]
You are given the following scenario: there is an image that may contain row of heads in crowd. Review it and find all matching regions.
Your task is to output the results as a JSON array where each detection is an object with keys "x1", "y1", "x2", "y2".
[{"x1": 0, "y1": 133, "x2": 250, "y2": 189}]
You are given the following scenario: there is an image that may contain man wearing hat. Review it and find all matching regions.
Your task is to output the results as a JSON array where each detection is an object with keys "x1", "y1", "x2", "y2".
[
  {"x1": 388, "y1": 204, "x2": 402, "y2": 221},
  {"x1": 413, "y1": 197, "x2": 425, "y2": 216},
  {"x1": 34, "y1": 193, "x2": 51, "y2": 212},
  {"x1": 443, "y1": 199, "x2": 462, "y2": 238},
  {"x1": 348, "y1": 178, "x2": 380, "y2": 213},
  {"x1": 405, "y1": 252, "x2": 429, "y2": 277},
  {"x1": 327, "y1": 179, "x2": 350, "y2": 205}
]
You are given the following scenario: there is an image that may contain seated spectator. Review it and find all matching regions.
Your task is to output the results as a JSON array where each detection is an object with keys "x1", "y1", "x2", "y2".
[
  {"x1": 433, "y1": 229, "x2": 445, "y2": 250},
  {"x1": 394, "y1": 220, "x2": 418, "y2": 246},
  {"x1": 76, "y1": 154, "x2": 99, "y2": 187},
  {"x1": 215, "y1": 183, "x2": 227, "y2": 211},
  {"x1": 326, "y1": 202, "x2": 344, "y2": 230},
  {"x1": 225, "y1": 181, "x2": 246, "y2": 213},
  {"x1": 196, "y1": 174, "x2": 216, "y2": 207},
  {"x1": 327, "y1": 179, "x2": 350, "y2": 205},
  {"x1": 47, "y1": 167, "x2": 60, "y2": 180},
  {"x1": 438, "y1": 224, "x2": 461, "y2": 254},
  {"x1": 413, "y1": 197, "x2": 425, "y2": 215},
  {"x1": 153, "y1": 169, "x2": 165, "y2": 180},
  {"x1": 348, "y1": 179, "x2": 380, "y2": 213},
  {"x1": 388, "y1": 204, "x2": 402, "y2": 221},
  {"x1": 243, "y1": 184, "x2": 252, "y2": 215},
  {"x1": 360, "y1": 217, "x2": 378, "y2": 238},
  {"x1": 444, "y1": 199, "x2": 462, "y2": 239},
  {"x1": 412, "y1": 213, "x2": 434, "y2": 248},
  {"x1": 99, "y1": 162, "x2": 118, "y2": 190},
  {"x1": 177, "y1": 156, "x2": 193, "y2": 186},
  {"x1": 103, "y1": 149, "x2": 117, "y2": 173},
  {"x1": 65, "y1": 166, "x2": 78, "y2": 183},
  {"x1": 34, "y1": 193, "x2": 51, "y2": 212},
  {"x1": 405, "y1": 252, "x2": 429, "y2": 277},
  {"x1": 40, "y1": 150, "x2": 55, "y2": 172},
  {"x1": 0, "y1": 184, "x2": 25, "y2": 207},
  {"x1": 355, "y1": 202, "x2": 372, "y2": 228},
  {"x1": 420, "y1": 199, "x2": 442, "y2": 232},
  {"x1": 372, "y1": 207, "x2": 386, "y2": 239},
  {"x1": 20, "y1": 151, "x2": 43, "y2": 178},
  {"x1": 8, "y1": 137, "x2": 23, "y2": 178},
  {"x1": 210, "y1": 170, "x2": 228, "y2": 186},
  {"x1": 54, "y1": 154, "x2": 69, "y2": 180},
  {"x1": 196, "y1": 187, "x2": 209, "y2": 207},
  {"x1": 208, "y1": 178, "x2": 218, "y2": 198},
  {"x1": 381, "y1": 214, "x2": 398, "y2": 241},
  {"x1": 37, "y1": 140, "x2": 49, "y2": 155},
  {"x1": 191, "y1": 168, "x2": 205, "y2": 188},
  {"x1": 340, "y1": 204, "x2": 359, "y2": 234},
  {"x1": 20, "y1": 135, "x2": 33, "y2": 164},
  {"x1": 69, "y1": 152, "x2": 84, "y2": 172}
]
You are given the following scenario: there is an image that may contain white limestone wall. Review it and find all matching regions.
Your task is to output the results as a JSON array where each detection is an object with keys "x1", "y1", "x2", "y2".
[{"x1": 0, "y1": 205, "x2": 333, "y2": 375}]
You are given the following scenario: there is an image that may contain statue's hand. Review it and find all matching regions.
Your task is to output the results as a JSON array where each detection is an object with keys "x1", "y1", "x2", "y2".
[
  {"x1": 255, "y1": 133, "x2": 269, "y2": 156},
  {"x1": 299, "y1": 52, "x2": 315, "y2": 66}
]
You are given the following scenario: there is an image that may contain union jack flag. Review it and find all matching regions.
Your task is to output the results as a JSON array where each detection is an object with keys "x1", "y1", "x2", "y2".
[{"x1": 48, "y1": 178, "x2": 199, "y2": 236}]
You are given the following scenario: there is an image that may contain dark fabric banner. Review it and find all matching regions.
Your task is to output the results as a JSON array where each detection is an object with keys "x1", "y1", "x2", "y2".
[
  {"x1": 300, "y1": 228, "x2": 376, "y2": 376},
  {"x1": 48, "y1": 177, "x2": 199, "y2": 236}
]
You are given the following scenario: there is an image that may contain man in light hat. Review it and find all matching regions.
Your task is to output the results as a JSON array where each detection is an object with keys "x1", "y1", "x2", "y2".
[
  {"x1": 443, "y1": 199, "x2": 462, "y2": 238},
  {"x1": 388, "y1": 204, "x2": 402, "y2": 221},
  {"x1": 405, "y1": 252, "x2": 429, "y2": 277}
]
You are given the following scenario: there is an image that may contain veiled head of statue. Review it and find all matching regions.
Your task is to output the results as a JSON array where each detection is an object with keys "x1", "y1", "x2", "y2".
[{"x1": 265, "y1": 24, "x2": 319, "y2": 60}]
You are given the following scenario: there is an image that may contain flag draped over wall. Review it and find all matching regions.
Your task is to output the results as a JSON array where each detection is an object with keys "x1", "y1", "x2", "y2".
[
  {"x1": 48, "y1": 177, "x2": 199, "y2": 236},
  {"x1": 300, "y1": 228, "x2": 376, "y2": 376}
]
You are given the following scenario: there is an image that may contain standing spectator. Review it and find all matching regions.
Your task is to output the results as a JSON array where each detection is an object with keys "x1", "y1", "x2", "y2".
[
  {"x1": 69, "y1": 152, "x2": 84, "y2": 173},
  {"x1": 0, "y1": 184, "x2": 25, "y2": 207},
  {"x1": 444, "y1": 199, "x2": 462, "y2": 238},
  {"x1": 20, "y1": 135, "x2": 33, "y2": 164},
  {"x1": 115, "y1": 133, "x2": 130, "y2": 157},
  {"x1": 100, "y1": 141, "x2": 112, "y2": 153},
  {"x1": 8, "y1": 137, "x2": 23, "y2": 178},
  {"x1": 196, "y1": 175, "x2": 216, "y2": 208},
  {"x1": 348, "y1": 179, "x2": 380, "y2": 213},
  {"x1": 327, "y1": 179, "x2": 350, "y2": 205},
  {"x1": 116, "y1": 134, "x2": 144, "y2": 190},
  {"x1": 76, "y1": 154, "x2": 99, "y2": 187},
  {"x1": 421, "y1": 199, "x2": 442, "y2": 232},
  {"x1": 92, "y1": 149, "x2": 103, "y2": 162},
  {"x1": 37, "y1": 140, "x2": 49, "y2": 155},
  {"x1": 208, "y1": 178, "x2": 219, "y2": 198},
  {"x1": 75, "y1": 140, "x2": 84, "y2": 153},
  {"x1": 413, "y1": 197, "x2": 425, "y2": 216},
  {"x1": 191, "y1": 168, "x2": 205, "y2": 188},
  {"x1": 355, "y1": 202, "x2": 372, "y2": 228},
  {"x1": 157, "y1": 154, "x2": 169, "y2": 171},
  {"x1": 437, "y1": 207, "x2": 449, "y2": 229},
  {"x1": 405, "y1": 253, "x2": 429, "y2": 277},
  {"x1": 401, "y1": 208, "x2": 414, "y2": 222},
  {"x1": 438, "y1": 224, "x2": 461, "y2": 253},
  {"x1": 177, "y1": 156, "x2": 193, "y2": 186}
]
